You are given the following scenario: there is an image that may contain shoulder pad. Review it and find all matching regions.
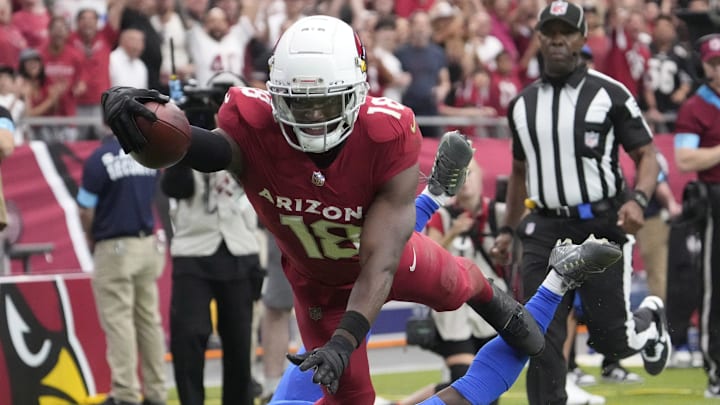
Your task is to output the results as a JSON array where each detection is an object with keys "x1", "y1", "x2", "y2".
[
  {"x1": 361, "y1": 96, "x2": 419, "y2": 143},
  {"x1": 219, "y1": 86, "x2": 276, "y2": 130}
]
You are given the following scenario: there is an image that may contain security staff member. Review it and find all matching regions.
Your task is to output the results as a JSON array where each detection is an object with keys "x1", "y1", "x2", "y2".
[
  {"x1": 491, "y1": 2, "x2": 671, "y2": 404},
  {"x1": 77, "y1": 133, "x2": 166, "y2": 405},
  {"x1": 674, "y1": 33, "x2": 720, "y2": 399}
]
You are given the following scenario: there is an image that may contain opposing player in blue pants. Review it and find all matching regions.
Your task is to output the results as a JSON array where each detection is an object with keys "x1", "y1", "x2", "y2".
[{"x1": 268, "y1": 234, "x2": 622, "y2": 405}]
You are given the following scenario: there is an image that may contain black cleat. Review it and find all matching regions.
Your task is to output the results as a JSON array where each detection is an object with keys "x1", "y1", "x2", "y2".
[
  {"x1": 468, "y1": 282, "x2": 546, "y2": 357},
  {"x1": 639, "y1": 295, "x2": 671, "y2": 376},
  {"x1": 427, "y1": 131, "x2": 474, "y2": 196},
  {"x1": 548, "y1": 234, "x2": 623, "y2": 290}
]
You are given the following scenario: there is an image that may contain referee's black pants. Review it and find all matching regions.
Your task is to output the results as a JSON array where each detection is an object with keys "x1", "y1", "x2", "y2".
[
  {"x1": 170, "y1": 244, "x2": 258, "y2": 405},
  {"x1": 518, "y1": 212, "x2": 655, "y2": 405}
]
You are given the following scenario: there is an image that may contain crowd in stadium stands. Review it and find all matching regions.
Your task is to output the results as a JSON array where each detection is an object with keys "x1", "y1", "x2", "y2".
[{"x1": 0, "y1": 0, "x2": 714, "y2": 144}]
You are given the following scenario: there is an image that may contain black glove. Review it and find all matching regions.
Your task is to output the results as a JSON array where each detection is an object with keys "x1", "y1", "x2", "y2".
[
  {"x1": 287, "y1": 334, "x2": 354, "y2": 394},
  {"x1": 101, "y1": 86, "x2": 169, "y2": 153}
]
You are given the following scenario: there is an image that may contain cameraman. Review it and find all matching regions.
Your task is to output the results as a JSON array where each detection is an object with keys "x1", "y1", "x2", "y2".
[{"x1": 162, "y1": 77, "x2": 264, "y2": 405}]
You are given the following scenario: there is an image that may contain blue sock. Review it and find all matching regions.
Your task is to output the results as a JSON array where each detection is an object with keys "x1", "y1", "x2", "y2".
[
  {"x1": 415, "y1": 193, "x2": 440, "y2": 232},
  {"x1": 442, "y1": 286, "x2": 561, "y2": 404}
]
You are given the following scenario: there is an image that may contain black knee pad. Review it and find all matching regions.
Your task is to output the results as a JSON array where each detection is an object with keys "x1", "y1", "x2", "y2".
[
  {"x1": 434, "y1": 382, "x2": 451, "y2": 393},
  {"x1": 448, "y1": 364, "x2": 470, "y2": 382}
]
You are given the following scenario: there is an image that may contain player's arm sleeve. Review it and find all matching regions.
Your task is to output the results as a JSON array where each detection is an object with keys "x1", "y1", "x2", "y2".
[{"x1": 178, "y1": 125, "x2": 234, "y2": 173}]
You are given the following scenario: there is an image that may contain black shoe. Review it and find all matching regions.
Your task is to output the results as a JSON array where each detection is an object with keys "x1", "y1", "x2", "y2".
[
  {"x1": 548, "y1": 234, "x2": 622, "y2": 290},
  {"x1": 706, "y1": 380, "x2": 720, "y2": 399},
  {"x1": 468, "y1": 282, "x2": 545, "y2": 357},
  {"x1": 427, "y1": 130, "x2": 474, "y2": 196},
  {"x1": 600, "y1": 362, "x2": 643, "y2": 383},
  {"x1": 103, "y1": 397, "x2": 140, "y2": 405},
  {"x1": 251, "y1": 376, "x2": 263, "y2": 398},
  {"x1": 142, "y1": 400, "x2": 166, "y2": 405},
  {"x1": 639, "y1": 295, "x2": 671, "y2": 375}
]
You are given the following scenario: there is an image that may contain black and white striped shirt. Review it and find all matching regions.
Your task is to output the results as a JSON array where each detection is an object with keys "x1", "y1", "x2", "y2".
[{"x1": 508, "y1": 65, "x2": 653, "y2": 209}]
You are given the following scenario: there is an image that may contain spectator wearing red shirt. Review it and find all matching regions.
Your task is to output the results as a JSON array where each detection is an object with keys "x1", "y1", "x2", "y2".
[
  {"x1": 17, "y1": 49, "x2": 67, "y2": 142},
  {"x1": 11, "y1": 0, "x2": 49, "y2": 49},
  {"x1": 439, "y1": 53, "x2": 496, "y2": 138},
  {"x1": 372, "y1": 0, "x2": 397, "y2": 20},
  {"x1": 583, "y1": 4, "x2": 610, "y2": 66},
  {"x1": 40, "y1": 16, "x2": 87, "y2": 122},
  {"x1": 395, "y1": 0, "x2": 435, "y2": 19},
  {"x1": 601, "y1": 6, "x2": 651, "y2": 98},
  {"x1": 488, "y1": 0, "x2": 518, "y2": 62},
  {"x1": 0, "y1": 0, "x2": 27, "y2": 69},
  {"x1": 70, "y1": 0, "x2": 125, "y2": 140},
  {"x1": 488, "y1": 50, "x2": 521, "y2": 117}
]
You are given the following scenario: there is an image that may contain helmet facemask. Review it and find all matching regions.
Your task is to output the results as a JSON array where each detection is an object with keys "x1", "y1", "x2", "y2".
[{"x1": 269, "y1": 82, "x2": 369, "y2": 153}]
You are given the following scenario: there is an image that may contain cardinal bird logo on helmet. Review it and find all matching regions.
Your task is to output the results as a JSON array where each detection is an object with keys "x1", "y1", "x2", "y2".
[{"x1": 353, "y1": 31, "x2": 367, "y2": 73}]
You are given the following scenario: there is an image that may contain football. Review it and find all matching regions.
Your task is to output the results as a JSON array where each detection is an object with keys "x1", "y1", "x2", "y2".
[{"x1": 132, "y1": 101, "x2": 191, "y2": 169}]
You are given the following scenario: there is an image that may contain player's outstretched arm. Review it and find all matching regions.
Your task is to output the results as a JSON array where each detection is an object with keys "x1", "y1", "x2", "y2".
[{"x1": 101, "y1": 86, "x2": 240, "y2": 173}]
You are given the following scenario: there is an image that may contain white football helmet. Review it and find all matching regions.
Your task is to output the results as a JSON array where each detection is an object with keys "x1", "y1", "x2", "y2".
[{"x1": 267, "y1": 15, "x2": 370, "y2": 153}]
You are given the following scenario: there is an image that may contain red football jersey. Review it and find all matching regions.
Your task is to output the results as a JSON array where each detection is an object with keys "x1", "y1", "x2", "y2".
[
  {"x1": 675, "y1": 85, "x2": 720, "y2": 183},
  {"x1": 0, "y1": 25, "x2": 27, "y2": 69},
  {"x1": 69, "y1": 25, "x2": 118, "y2": 106},
  {"x1": 11, "y1": 9, "x2": 49, "y2": 49},
  {"x1": 488, "y1": 72, "x2": 521, "y2": 117},
  {"x1": 217, "y1": 87, "x2": 422, "y2": 285},
  {"x1": 40, "y1": 44, "x2": 85, "y2": 116},
  {"x1": 601, "y1": 28, "x2": 650, "y2": 98}
]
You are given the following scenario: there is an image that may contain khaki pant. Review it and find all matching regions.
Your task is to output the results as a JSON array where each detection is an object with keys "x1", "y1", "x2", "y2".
[
  {"x1": 636, "y1": 215, "x2": 670, "y2": 301},
  {"x1": 92, "y1": 235, "x2": 166, "y2": 403}
]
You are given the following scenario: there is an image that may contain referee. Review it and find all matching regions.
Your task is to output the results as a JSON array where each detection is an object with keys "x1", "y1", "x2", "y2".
[{"x1": 491, "y1": 2, "x2": 671, "y2": 404}]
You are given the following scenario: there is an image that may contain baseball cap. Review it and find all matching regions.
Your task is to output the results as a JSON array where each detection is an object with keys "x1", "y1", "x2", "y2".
[
  {"x1": 698, "y1": 33, "x2": 720, "y2": 62},
  {"x1": 536, "y1": 1, "x2": 588, "y2": 37},
  {"x1": 18, "y1": 48, "x2": 42, "y2": 63}
]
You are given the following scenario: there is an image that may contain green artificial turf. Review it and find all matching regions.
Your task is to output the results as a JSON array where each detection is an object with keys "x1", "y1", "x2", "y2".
[{"x1": 167, "y1": 366, "x2": 709, "y2": 404}]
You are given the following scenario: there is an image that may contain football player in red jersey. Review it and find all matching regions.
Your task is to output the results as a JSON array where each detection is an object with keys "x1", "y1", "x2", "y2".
[{"x1": 100, "y1": 15, "x2": 545, "y2": 404}]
